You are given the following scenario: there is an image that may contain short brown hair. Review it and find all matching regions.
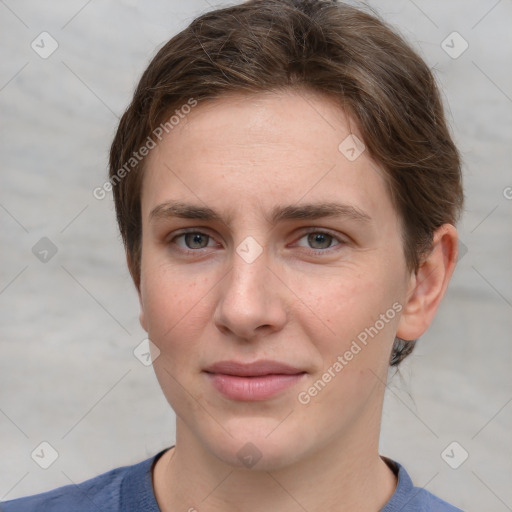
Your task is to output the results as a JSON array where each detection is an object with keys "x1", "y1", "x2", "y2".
[{"x1": 109, "y1": 0, "x2": 463, "y2": 365}]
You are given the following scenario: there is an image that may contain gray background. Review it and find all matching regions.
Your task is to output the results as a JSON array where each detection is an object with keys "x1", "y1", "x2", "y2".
[{"x1": 0, "y1": 1, "x2": 511, "y2": 510}]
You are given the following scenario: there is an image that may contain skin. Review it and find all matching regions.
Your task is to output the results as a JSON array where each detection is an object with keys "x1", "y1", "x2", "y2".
[{"x1": 135, "y1": 88, "x2": 458, "y2": 512}]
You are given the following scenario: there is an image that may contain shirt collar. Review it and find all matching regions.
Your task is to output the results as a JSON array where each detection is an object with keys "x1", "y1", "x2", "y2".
[
  {"x1": 120, "y1": 446, "x2": 171, "y2": 511},
  {"x1": 120, "y1": 448, "x2": 415, "y2": 512}
]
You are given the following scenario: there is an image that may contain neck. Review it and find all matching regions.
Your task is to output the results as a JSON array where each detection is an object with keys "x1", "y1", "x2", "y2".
[{"x1": 153, "y1": 407, "x2": 397, "y2": 512}]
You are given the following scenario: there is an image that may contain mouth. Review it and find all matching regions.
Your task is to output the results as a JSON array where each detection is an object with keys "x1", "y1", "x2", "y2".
[{"x1": 203, "y1": 360, "x2": 307, "y2": 401}]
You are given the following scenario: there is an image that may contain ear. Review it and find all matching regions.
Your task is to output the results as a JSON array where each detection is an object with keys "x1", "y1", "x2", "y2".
[
  {"x1": 138, "y1": 292, "x2": 148, "y2": 333},
  {"x1": 396, "y1": 224, "x2": 458, "y2": 341},
  {"x1": 126, "y1": 249, "x2": 148, "y2": 333}
]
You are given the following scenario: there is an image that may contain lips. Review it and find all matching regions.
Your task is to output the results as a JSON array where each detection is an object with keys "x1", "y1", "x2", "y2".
[
  {"x1": 203, "y1": 360, "x2": 307, "y2": 401},
  {"x1": 203, "y1": 360, "x2": 305, "y2": 377}
]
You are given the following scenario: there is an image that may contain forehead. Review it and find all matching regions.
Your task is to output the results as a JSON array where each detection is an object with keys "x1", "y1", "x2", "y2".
[{"x1": 141, "y1": 89, "x2": 394, "y2": 225}]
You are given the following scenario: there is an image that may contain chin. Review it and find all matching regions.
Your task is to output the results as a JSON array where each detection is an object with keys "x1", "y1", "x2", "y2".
[{"x1": 199, "y1": 418, "x2": 313, "y2": 471}]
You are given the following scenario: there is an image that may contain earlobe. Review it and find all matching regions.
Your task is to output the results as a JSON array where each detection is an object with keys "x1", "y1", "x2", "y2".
[
  {"x1": 137, "y1": 286, "x2": 148, "y2": 332},
  {"x1": 139, "y1": 308, "x2": 148, "y2": 333},
  {"x1": 126, "y1": 249, "x2": 147, "y2": 332},
  {"x1": 396, "y1": 224, "x2": 458, "y2": 341}
]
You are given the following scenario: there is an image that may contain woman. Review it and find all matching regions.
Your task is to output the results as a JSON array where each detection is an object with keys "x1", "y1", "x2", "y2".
[{"x1": 2, "y1": 0, "x2": 464, "y2": 510}]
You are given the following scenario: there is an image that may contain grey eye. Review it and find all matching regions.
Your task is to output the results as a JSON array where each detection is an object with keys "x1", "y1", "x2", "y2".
[
  {"x1": 306, "y1": 232, "x2": 334, "y2": 250},
  {"x1": 183, "y1": 232, "x2": 210, "y2": 249}
]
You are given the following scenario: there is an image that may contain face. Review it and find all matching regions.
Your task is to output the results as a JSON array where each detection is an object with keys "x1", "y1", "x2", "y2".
[{"x1": 138, "y1": 89, "x2": 413, "y2": 470}]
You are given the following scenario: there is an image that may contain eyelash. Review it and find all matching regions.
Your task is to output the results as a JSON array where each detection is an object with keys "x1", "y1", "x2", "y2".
[{"x1": 167, "y1": 228, "x2": 346, "y2": 257}]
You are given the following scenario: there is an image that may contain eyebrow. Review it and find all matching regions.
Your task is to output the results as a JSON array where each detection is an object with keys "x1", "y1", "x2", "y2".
[{"x1": 149, "y1": 200, "x2": 372, "y2": 225}]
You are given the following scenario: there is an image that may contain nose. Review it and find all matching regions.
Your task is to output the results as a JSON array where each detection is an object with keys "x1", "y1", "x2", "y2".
[{"x1": 213, "y1": 244, "x2": 287, "y2": 341}]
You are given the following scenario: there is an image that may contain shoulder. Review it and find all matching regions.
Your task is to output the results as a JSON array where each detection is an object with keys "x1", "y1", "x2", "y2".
[
  {"x1": 0, "y1": 466, "x2": 127, "y2": 512},
  {"x1": 0, "y1": 449, "x2": 167, "y2": 512},
  {"x1": 400, "y1": 489, "x2": 465, "y2": 512},
  {"x1": 381, "y1": 458, "x2": 465, "y2": 512}
]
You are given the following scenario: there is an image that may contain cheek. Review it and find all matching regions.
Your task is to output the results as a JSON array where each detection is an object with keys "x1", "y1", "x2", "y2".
[
  {"x1": 292, "y1": 273, "x2": 398, "y2": 427},
  {"x1": 140, "y1": 262, "x2": 211, "y2": 350},
  {"x1": 292, "y1": 267, "x2": 399, "y2": 358},
  {"x1": 141, "y1": 265, "x2": 214, "y2": 413}
]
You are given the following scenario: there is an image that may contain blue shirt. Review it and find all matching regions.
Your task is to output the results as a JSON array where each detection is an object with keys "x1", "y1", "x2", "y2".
[{"x1": 1, "y1": 447, "x2": 464, "y2": 511}]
